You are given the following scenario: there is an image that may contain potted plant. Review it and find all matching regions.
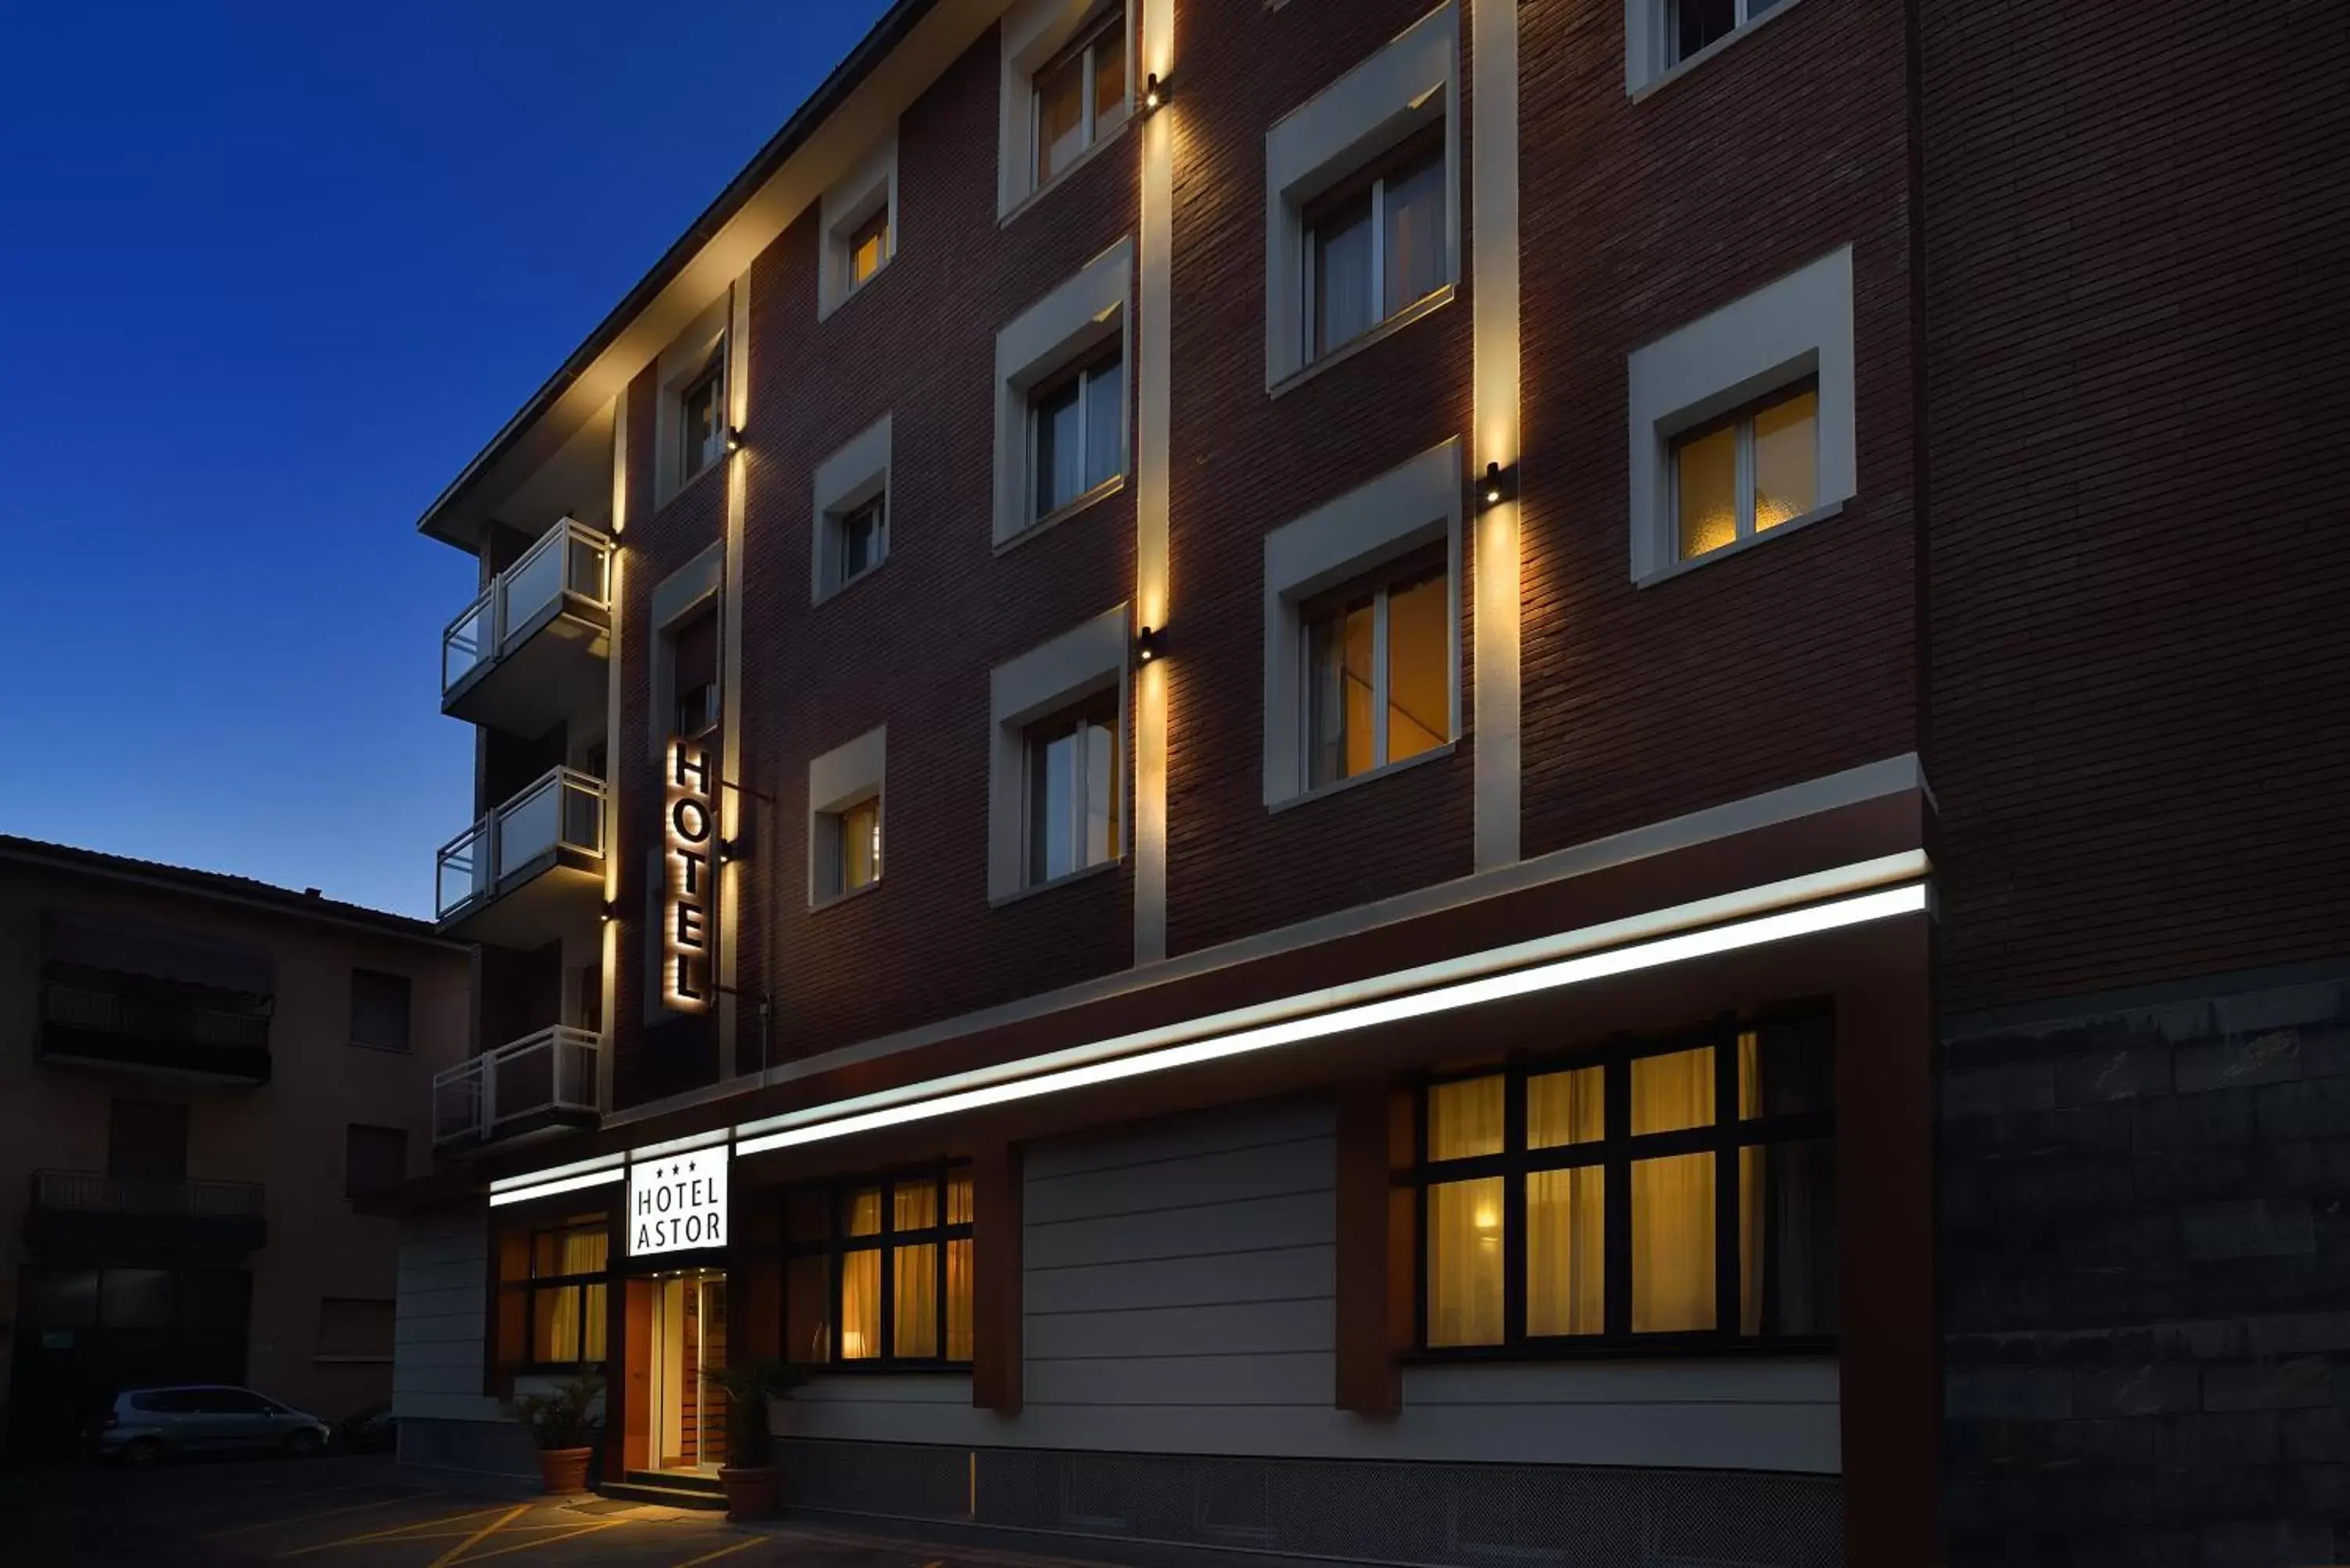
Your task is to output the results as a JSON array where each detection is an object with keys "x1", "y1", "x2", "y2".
[
  {"x1": 508, "y1": 1372, "x2": 603, "y2": 1495},
  {"x1": 703, "y1": 1359, "x2": 805, "y2": 1522}
]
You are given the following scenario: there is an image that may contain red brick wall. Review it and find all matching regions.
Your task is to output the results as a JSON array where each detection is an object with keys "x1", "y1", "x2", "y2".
[
  {"x1": 1162, "y1": 0, "x2": 1479, "y2": 956},
  {"x1": 1922, "y1": 0, "x2": 2350, "y2": 1014},
  {"x1": 1517, "y1": 0, "x2": 1920, "y2": 862},
  {"x1": 732, "y1": 25, "x2": 1138, "y2": 1075}
]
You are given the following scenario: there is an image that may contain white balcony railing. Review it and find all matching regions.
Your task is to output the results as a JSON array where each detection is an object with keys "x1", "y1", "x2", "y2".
[
  {"x1": 441, "y1": 518, "x2": 613, "y2": 696},
  {"x1": 432, "y1": 1026, "x2": 602, "y2": 1147},
  {"x1": 435, "y1": 767, "x2": 607, "y2": 921}
]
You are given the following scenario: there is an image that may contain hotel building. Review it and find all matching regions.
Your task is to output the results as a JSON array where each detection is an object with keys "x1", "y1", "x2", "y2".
[{"x1": 382, "y1": 1, "x2": 2350, "y2": 1562}]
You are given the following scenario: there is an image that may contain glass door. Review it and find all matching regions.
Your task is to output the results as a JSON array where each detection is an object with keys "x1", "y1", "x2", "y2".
[{"x1": 649, "y1": 1270, "x2": 728, "y2": 1475}]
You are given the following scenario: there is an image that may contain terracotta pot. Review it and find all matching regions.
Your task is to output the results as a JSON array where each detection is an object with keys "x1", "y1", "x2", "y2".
[
  {"x1": 535, "y1": 1447, "x2": 593, "y2": 1495},
  {"x1": 719, "y1": 1465, "x2": 777, "y2": 1523}
]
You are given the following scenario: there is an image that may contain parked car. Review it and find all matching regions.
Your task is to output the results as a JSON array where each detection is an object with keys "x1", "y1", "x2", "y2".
[
  {"x1": 97, "y1": 1386, "x2": 331, "y2": 1466},
  {"x1": 336, "y1": 1401, "x2": 396, "y2": 1454}
]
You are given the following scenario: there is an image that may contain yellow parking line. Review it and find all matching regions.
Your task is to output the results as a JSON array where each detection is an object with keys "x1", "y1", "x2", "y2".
[
  {"x1": 424, "y1": 1505, "x2": 533, "y2": 1567},
  {"x1": 671, "y1": 1538, "x2": 765, "y2": 1568},
  {"x1": 451, "y1": 1518, "x2": 634, "y2": 1563},
  {"x1": 204, "y1": 1494, "x2": 418, "y2": 1538},
  {"x1": 276, "y1": 1504, "x2": 514, "y2": 1556}
]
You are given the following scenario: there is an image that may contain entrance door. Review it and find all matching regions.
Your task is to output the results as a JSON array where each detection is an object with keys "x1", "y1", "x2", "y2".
[{"x1": 645, "y1": 1270, "x2": 727, "y2": 1475}]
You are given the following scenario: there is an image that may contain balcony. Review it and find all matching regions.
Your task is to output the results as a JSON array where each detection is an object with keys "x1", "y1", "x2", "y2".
[
  {"x1": 441, "y1": 518, "x2": 613, "y2": 738},
  {"x1": 432, "y1": 1026, "x2": 601, "y2": 1154},
  {"x1": 24, "y1": 1170, "x2": 267, "y2": 1258},
  {"x1": 38, "y1": 974, "x2": 272, "y2": 1086},
  {"x1": 436, "y1": 767, "x2": 607, "y2": 945}
]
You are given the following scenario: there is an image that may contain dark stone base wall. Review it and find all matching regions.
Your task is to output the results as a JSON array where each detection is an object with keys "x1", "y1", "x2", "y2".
[{"x1": 1940, "y1": 963, "x2": 2350, "y2": 1566}]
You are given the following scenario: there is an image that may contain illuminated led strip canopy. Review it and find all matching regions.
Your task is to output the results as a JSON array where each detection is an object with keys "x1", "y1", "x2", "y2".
[
  {"x1": 488, "y1": 1165, "x2": 624, "y2": 1208},
  {"x1": 735, "y1": 882, "x2": 1927, "y2": 1160}
]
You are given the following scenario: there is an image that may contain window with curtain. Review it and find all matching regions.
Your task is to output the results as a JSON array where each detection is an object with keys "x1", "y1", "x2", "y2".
[
  {"x1": 1032, "y1": 5, "x2": 1129, "y2": 190},
  {"x1": 1303, "y1": 123, "x2": 1449, "y2": 363},
  {"x1": 1672, "y1": 379, "x2": 1819, "y2": 562},
  {"x1": 521, "y1": 1219, "x2": 609, "y2": 1367},
  {"x1": 1025, "y1": 692, "x2": 1121, "y2": 887},
  {"x1": 1415, "y1": 1013, "x2": 1837, "y2": 1353},
  {"x1": 785, "y1": 1165, "x2": 974, "y2": 1368},
  {"x1": 1300, "y1": 545, "x2": 1449, "y2": 790},
  {"x1": 1029, "y1": 345, "x2": 1125, "y2": 521}
]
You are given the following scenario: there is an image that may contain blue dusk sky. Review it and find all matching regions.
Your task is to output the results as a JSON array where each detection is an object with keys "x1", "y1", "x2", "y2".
[{"x1": 0, "y1": 1, "x2": 891, "y2": 918}]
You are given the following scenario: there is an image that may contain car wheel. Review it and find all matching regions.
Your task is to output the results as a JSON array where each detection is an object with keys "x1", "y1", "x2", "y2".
[
  {"x1": 121, "y1": 1439, "x2": 164, "y2": 1469},
  {"x1": 284, "y1": 1429, "x2": 324, "y2": 1459}
]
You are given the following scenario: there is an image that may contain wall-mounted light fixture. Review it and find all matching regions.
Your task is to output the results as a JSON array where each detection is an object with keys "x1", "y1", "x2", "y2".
[
  {"x1": 1476, "y1": 460, "x2": 1520, "y2": 510},
  {"x1": 725, "y1": 426, "x2": 745, "y2": 454},
  {"x1": 718, "y1": 837, "x2": 741, "y2": 865},
  {"x1": 600, "y1": 903, "x2": 615, "y2": 925},
  {"x1": 1143, "y1": 72, "x2": 1168, "y2": 113},
  {"x1": 1135, "y1": 624, "x2": 1167, "y2": 665}
]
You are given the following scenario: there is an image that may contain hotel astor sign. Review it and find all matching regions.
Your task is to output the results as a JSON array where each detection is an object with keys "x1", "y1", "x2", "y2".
[
  {"x1": 629, "y1": 1147, "x2": 728, "y2": 1257},
  {"x1": 663, "y1": 737, "x2": 715, "y2": 1013}
]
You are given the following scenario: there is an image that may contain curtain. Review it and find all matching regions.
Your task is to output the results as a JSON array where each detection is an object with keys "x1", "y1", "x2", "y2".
[
  {"x1": 1632, "y1": 1154, "x2": 1716, "y2": 1331},
  {"x1": 533, "y1": 1288, "x2": 577, "y2": 1363},
  {"x1": 1083, "y1": 355, "x2": 1123, "y2": 491},
  {"x1": 1742, "y1": 1140, "x2": 1836, "y2": 1335},
  {"x1": 948, "y1": 1170, "x2": 974, "y2": 1226},
  {"x1": 1313, "y1": 197, "x2": 1376, "y2": 354},
  {"x1": 1676, "y1": 423, "x2": 1740, "y2": 558},
  {"x1": 1528, "y1": 1066, "x2": 1604, "y2": 1148},
  {"x1": 840, "y1": 1250, "x2": 880, "y2": 1359},
  {"x1": 1426, "y1": 1176, "x2": 1504, "y2": 1346},
  {"x1": 1430, "y1": 1075, "x2": 1505, "y2": 1160},
  {"x1": 894, "y1": 1242, "x2": 938, "y2": 1358},
  {"x1": 1083, "y1": 718, "x2": 1118, "y2": 865},
  {"x1": 847, "y1": 1187, "x2": 883, "y2": 1237},
  {"x1": 1632, "y1": 1048, "x2": 1714, "y2": 1135},
  {"x1": 1383, "y1": 573, "x2": 1448, "y2": 764},
  {"x1": 893, "y1": 1181, "x2": 937, "y2": 1232},
  {"x1": 946, "y1": 1238, "x2": 974, "y2": 1361},
  {"x1": 1526, "y1": 1168, "x2": 1604, "y2": 1335},
  {"x1": 1382, "y1": 154, "x2": 1447, "y2": 316}
]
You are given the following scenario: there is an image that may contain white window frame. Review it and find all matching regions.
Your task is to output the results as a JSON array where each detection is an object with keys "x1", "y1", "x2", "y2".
[
  {"x1": 812, "y1": 415, "x2": 892, "y2": 603},
  {"x1": 808, "y1": 726, "x2": 886, "y2": 909},
  {"x1": 653, "y1": 297, "x2": 733, "y2": 508},
  {"x1": 999, "y1": 0, "x2": 1133, "y2": 218},
  {"x1": 992, "y1": 239, "x2": 1132, "y2": 547},
  {"x1": 1626, "y1": 0, "x2": 1811, "y2": 96},
  {"x1": 988, "y1": 606, "x2": 1130, "y2": 903},
  {"x1": 818, "y1": 131, "x2": 898, "y2": 321},
  {"x1": 1626, "y1": 246, "x2": 1856, "y2": 586},
  {"x1": 1300, "y1": 132, "x2": 1448, "y2": 367},
  {"x1": 1263, "y1": 439, "x2": 1463, "y2": 807},
  {"x1": 1666, "y1": 380, "x2": 1820, "y2": 559},
  {"x1": 1025, "y1": 347, "x2": 1124, "y2": 526},
  {"x1": 1298, "y1": 550, "x2": 1448, "y2": 792},
  {"x1": 1264, "y1": 2, "x2": 1460, "y2": 390},
  {"x1": 1021, "y1": 692, "x2": 1121, "y2": 888}
]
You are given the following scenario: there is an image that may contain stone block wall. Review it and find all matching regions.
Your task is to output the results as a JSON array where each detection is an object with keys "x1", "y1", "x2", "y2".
[{"x1": 1940, "y1": 963, "x2": 2350, "y2": 1566}]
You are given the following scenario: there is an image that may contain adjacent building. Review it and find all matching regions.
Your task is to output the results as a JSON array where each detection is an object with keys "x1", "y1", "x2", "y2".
[
  {"x1": 383, "y1": 0, "x2": 2350, "y2": 1563},
  {"x1": 0, "y1": 836, "x2": 468, "y2": 1459}
]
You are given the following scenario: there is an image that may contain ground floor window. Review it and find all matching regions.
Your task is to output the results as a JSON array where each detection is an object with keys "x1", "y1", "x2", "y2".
[
  {"x1": 499, "y1": 1215, "x2": 609, "y2": 1370},
  {"x1": 786, "y1": 1164, "x2": 973, "y2": 1367},
  {"x1": 1414, "y1": 1012, "x2": 1838, "y2": 1353}
]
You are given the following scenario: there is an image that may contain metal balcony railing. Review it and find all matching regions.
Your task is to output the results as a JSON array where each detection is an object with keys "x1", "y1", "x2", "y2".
[
  {"x1": 432, "y1": 1026, "x2": 602, "y2": 1147},
  {"x1": 435, "y1": 767, "x2": 606, "y2": 921},
  {"x1": 41, "y1": 979, "x2": 270, "y2": 1049},
  {"x1": 440, "y1": 517, "x2": 613, "y2": 696},
  {"x1": 31, "y1": 1169, "x2": 266, "y2": 1218}
]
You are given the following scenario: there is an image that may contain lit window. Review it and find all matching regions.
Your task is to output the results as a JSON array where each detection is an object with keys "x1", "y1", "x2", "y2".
[
  {"x1": 509, "y1": 1218, "x2": 609, "y2": 1367},
  {"x1": 678, "y1": 344, "x2": 726, "y2": 485},
  {"x1": 1033, "y1": 9, "x2": 1128, "y2": 190},
  {"x1": 1671, "y1": 382, "x2": 1817, "y2": 562},
  {"x1": 848, "y1": 206, "x2": 891, "y2": 290},
  {"x1": 1301, "y1": 552, "x2": 1448, "y2": 790},
  {"x1": 1029, "y1": 347, "x2": 1124, "y2": 522},
  {"x1": 1305, "y1": 129, "x2": 1448, "y2": 362},
  {"x1": 1668, "y1": 0, "x2": 1784, "y2": 67},
  {"x1": 820, "y1": 797, "x2": 880, "y2": 900},
  {"x1": 1025, "y1": 694, "x2": 1119, "y2": 887},
  {"x1": 786, "y1": 1166, "x2": 974, "y2": 1367},
  {"x1": 1416, "y1": 1016, "x2": 1838, "y2": 1351}
]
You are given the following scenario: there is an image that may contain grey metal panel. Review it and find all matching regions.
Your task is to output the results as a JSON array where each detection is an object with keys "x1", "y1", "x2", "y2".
[
  {"x1": 1025, "y1": 1352, "x2": 1334, "y2": 1407},
  {"x1": 1023, "y1": 1134, "x2": 1336, "y2": 1225},
  {"x1": 1025, "y1": 1190, "x2": 1336, "y2": 1270},
  {"x1": 1024, "y1": 1099, "x2": 1336, "y2": 1182},
  {"x1": 797, "y1": 1373, "x2": 974, "y2": 1405},
  {"x1": 1027, "y1": 1297, "x2": 1336, "y2": 1360},
  {"x1": 1024, "y1": 1244, "x2": 1336, "y2": 1314}
]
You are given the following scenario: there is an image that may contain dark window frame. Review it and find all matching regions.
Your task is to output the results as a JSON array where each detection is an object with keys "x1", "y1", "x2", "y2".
[
  {"x1": 518, "y1": 1218, "x2": 611, "y2": 1374},
  {"x1": 785, "y1": 1162, "x2": 974, "y2": 1372},
  {"x1": 348, "y1": 967, "x2": 413, "y2": 1053},
  {"x1": 1407, "y1": 1008, "x2": 1838, "y2": 1362}
]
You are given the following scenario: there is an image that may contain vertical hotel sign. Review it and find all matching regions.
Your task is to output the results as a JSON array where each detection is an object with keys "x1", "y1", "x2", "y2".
[{"x1": 664, "y1": 737, "x2": 714, "y2": 1012}]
